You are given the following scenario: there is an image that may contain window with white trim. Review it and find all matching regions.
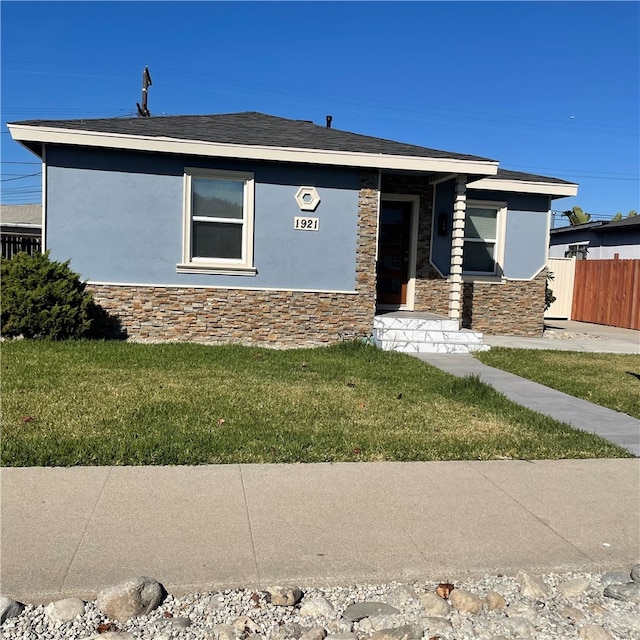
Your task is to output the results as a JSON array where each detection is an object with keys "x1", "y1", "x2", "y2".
[
  {"x1": 179, "y1": 168, "x2": 255, "y2": 274},
  {"x1": 462, "y1": 202, "x2": 505, "y2": 275},
  {"x1": 565, "y1": 243, "x2": 588, "y2": 260}
]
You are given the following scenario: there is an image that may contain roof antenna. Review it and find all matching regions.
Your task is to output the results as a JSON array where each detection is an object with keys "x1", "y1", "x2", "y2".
[
  {"x1": 136, "y1": 66, "x2": 152, "y2": 117},
  {"x1": 326, "y1": 115, "x2": 332, "y2": 128}
]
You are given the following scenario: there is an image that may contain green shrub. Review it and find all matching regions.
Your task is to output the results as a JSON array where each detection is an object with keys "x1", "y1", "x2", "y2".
[{"x1": 1, "y1": 251, "x2": 121, "y2": 340}]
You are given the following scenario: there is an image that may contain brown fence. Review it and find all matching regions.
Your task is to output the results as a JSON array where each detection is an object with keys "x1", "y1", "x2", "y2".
[{"x1": 572, "y1": 258, "x2": 640, "y2": 330}]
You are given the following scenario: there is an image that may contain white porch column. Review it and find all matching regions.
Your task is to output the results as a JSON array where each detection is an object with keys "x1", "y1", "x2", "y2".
[{"x1": 448, "y1": 175, "x2": 467, "y2": 323}]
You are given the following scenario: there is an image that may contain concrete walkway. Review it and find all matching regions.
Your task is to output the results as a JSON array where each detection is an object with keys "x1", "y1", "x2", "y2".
[
  {"x1": 1, "y1": 460, "x2": 639, "y2": 604},
  {"x1": 416, "y1": 354, "x2": 640, "y2": 457},
  {"x1": 420, "y1": 319, "x2": 640, "y2": 455}
]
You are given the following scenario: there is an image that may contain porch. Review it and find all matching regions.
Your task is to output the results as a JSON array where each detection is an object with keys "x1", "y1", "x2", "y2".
[{"x1": 373, "y1": 310, "x2": 489, "y2": 354}]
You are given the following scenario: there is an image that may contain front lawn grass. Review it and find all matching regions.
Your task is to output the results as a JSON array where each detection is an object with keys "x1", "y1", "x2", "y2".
[
  {"x1": 1, "y1": 340, "x2": 631, "y2": 467},
  {"x1": 476, "y1": 348, "x2": 640, "y2": 419}
]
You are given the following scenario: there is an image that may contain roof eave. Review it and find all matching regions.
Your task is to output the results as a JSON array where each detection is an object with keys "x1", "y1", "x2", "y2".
[
  {"x1": 468, "y1": 177, "x2": 578, "y2": 198},
  {"x1": 8, "y1": 124, "x2": 499, "y2": 176}
]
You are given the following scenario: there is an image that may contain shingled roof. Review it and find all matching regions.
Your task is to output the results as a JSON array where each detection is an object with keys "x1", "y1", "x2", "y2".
[{"x1": 10, "y1": 111, "x2": 495, "y2": 163}]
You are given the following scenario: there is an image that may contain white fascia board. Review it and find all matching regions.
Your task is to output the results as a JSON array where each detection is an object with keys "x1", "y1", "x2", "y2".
[
  {"x1": 8, "y1": 124, "x2": 499, "y2": 176},
  {"x1": 0, "y1": 222, "x2": 42, "y2": 229},
  {"x1": 468, "y1": 177, "x2": 578, "y2": 197}
]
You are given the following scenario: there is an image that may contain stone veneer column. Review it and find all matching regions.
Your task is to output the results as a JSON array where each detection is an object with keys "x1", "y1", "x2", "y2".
[{"x1": 448, "y1": 175, "x2": 466, "y2": 323}]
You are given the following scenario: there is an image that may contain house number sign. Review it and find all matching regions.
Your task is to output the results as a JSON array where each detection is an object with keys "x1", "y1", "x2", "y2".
[{"x1": 294, "y1": 216, "x2": 319, "y2": 231}]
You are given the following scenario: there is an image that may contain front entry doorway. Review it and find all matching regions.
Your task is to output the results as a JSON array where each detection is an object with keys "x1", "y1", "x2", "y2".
[{"x1": 376, "y1": 199, "x2": 415, "y2": 307}]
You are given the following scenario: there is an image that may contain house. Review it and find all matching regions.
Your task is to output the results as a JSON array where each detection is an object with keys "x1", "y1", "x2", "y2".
[
  {"x1": 8, "y1": 112, "x2": 577, "y2": 350},
  {"x1": 0, "y1": 203, "x2": 42, "y2": 260},
  {"x1": 549, "y1": 216, "x2": 640, "y2": 260}
]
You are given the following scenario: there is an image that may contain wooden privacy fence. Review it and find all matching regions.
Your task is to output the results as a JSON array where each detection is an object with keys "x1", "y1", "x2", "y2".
[{"x1": 572, "y1": 258, "x2": 640, "y2": 330}]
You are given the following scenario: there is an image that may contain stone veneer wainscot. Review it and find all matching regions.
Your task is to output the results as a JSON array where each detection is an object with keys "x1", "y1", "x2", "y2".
[{"x1": 89, "y1": 172, "x2": 379, "y2": 347}]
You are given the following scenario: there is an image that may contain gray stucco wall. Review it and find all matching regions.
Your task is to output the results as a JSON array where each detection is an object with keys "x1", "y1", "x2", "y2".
[
  {"x1": 45, "y1": 147, "x2": 360, "y2": 291},
  {"x1": 431, "y1": 181, "x2": 551, "y2": 279}
]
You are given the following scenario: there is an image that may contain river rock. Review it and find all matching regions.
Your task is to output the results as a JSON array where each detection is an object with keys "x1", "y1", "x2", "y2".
[
  {"x1": 631, "y1": 564, "x2": 640, "y2": 583},
  {"x1": 371, "y1": 623, "x2": 423, "y2": 640},
  {"x1": 211, "y1": 623, "x2": 243, "y2": 640},
  {"x1": 343, "y1": 602, "x2": 400, "y2": 622},
  {"x1": 420, "y1": 617, "x2": 453, "y2": 636},
  {"x1": 603, "y1": 581, "x2": 640, "y2": 604},
  {"x1": 578, "y1": 625, "x2": 614, "y2": 640},
  {"x1": 559, "y1": 606, "x2": 587, "y2": 623},
  {"x1": 269, "y1": 621, "x2": 303, "y2": 640},
  {"x1": 233, "y1": 615, "x2": 263, "y2": 634},
  {"x1": 267, "y1": 585, "x2": 303, "y2": 606},
  {"x1": 449, "y1": 588, "x2": 482, "y2": 614},
  {"x1": 558, "y1": 577, "x2": 592, "y2": 598},
  {"x1": 83, "y1": 634, "x2": 135, "y2": 639},
  {"x1": 502, "y1": 616, "x2": 537, "y2": 637},
  {"x1": 299, "y1": 595, "x2": 335, "y2": 618},
  {"x1": 0, "y1": 597, "x2": 24, "y2": 624},
  {"x1": 419, "y1": 592, "x2": 450, "y2": 616},
  {"x1": 386, "y1": 585, "x2": 418, "y2": 608},
  {"x1": 300, "y1": 627, "x2": 327, "y2": 640},
  {"x1": 45, "y1": 597, "x2": 85, "y2": 623},
  {"x1": 516, "y1": 570, "x2": 549, "y2": 599},
  {"x1": 484, "y1": 591, "x2": 506, "y2": 611},
  {"x1": 600, "y1": 571, "x2": 629, "y2": 587},
  {"x1": 96, "y1": 576, "x2": 164, "y2": 622}
]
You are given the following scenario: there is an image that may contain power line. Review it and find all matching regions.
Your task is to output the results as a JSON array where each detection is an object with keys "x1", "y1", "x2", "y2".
[{"x1": 1, "y1": 173, "x2": 41, "y2": 182}]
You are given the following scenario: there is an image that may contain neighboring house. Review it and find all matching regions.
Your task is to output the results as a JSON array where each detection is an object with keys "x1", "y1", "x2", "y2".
[
  {"x1": 0, "y1": 203, "x2": 42, "y2": 259},
  {"x1": 549, "y1": 217, "x2": 640, "y2": 260},
  {"x1": 8, "y1": 112, "x2": 577, "y2": 348}
]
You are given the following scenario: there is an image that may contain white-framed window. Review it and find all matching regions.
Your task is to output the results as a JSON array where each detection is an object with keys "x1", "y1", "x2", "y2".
[
  {"x1": 462, "y1": 201, "x2": 506, "y2": 275},
  {"x1": 178, "y1": 168, "x2": 256, "y2": 275},
  {"x1": 565, "y1": 243, "x2": 588, "y2": 260}
]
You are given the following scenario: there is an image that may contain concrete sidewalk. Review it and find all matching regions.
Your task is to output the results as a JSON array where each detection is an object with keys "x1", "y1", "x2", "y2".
[
  {"x1": 1, "y1": 460, "x2": 639, "y2": 604},
  {"x1": 485, "y1": 319, "x2": 640, "y2": 354}
]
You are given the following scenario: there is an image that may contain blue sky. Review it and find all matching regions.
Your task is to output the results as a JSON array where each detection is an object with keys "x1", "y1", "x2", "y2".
[{"x1": 2, "y1": 1, "x2": 638, "y2": 226}]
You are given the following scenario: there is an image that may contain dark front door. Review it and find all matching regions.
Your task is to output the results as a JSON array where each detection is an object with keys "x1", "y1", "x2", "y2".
[{"x1": 376, "y1": 200, "x2": 412, "y2": 306}]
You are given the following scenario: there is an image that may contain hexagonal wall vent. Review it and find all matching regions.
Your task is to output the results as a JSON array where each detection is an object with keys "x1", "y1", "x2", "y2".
[{"x1": 295, "y1": 186, "x2": 320, "y2": 211}]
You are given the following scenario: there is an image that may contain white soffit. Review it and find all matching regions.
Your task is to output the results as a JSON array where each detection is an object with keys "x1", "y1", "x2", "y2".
[
  {"x1": 468, "y1": 177, "x2": 578, "y2": 197},
  {"x1": 8, "y1": 124, "x2": 499, "y2": 176}
]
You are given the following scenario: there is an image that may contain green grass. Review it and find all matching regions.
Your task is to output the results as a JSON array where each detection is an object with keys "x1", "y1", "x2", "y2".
[
  {"x1": 476, "y1": 348, "x2": 640, "y2": 419},
  {"x1": 1, "y1": 340, "x2": 631, "y2": 467}
]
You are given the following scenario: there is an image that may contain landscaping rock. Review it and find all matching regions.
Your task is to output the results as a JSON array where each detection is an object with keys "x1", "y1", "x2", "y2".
[
  {"x1": 343, "y1": 602, "x2": 400, "y2": 622},
  {"x1": 603, "y1": 581, "x2": 640, "y2": 604},
  {"x1": 268, "y1": 621, "x2": 303, "y2": 640},
  {"x1": 386, "y1": 585, "x2": 418, "y2": 608},
  {"x1": 0, "y1": 596, "x2": 24, "y2": 624},
  {"x1": 578, "y1": 625, "x2": 614, "y2": 640},
  {"x1": 516, "y1": 570, "x2": 549, "y2": 599},
  {"x1": 484, "y1": 591, "x2": 506, "y2": 611},
  {"x1": 96, "y1": 576, "x2": 164, "y2": 621},
  {"x1": 559, "y1": 606, "x2": 587, "y2": 623},
  {"x1": 299, "y1": 595, "x2": 335, "y2": 618},
  {"x1": 266, "y1": 585, "x2": 303, "y2": 606},
  {"x1": 601, "y1": 571, "x2": 629, "y2": 587},
  {"x1": 300, "y1": 626, "x2": 327, "y2": 640},
  {"x1": 558, "y1": 577, "x2": 592, "y2": 598},
  {"x1": 45, "y1": 597, "x2": 85, "y2": 623},
  {"x1": 211, "y1": 623, "x2": 243, "y2": 640},
  {"x1": 419, "y1": 592, "x2": 450, "y2": 617},
  {"x1": 371, "y1": 623, "x2": 423, "y2": 640},
  {"x1": 449, "y1": 588, "x2": 483, "y2": 614},
  {"x1": 631, "y1": 563, "x2": 640, "y2": 583}
]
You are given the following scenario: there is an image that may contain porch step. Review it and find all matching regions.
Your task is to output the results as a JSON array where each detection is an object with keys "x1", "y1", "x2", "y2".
[{"x1": 373, "y1": 314, "x2": 490, "y2": 354}]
